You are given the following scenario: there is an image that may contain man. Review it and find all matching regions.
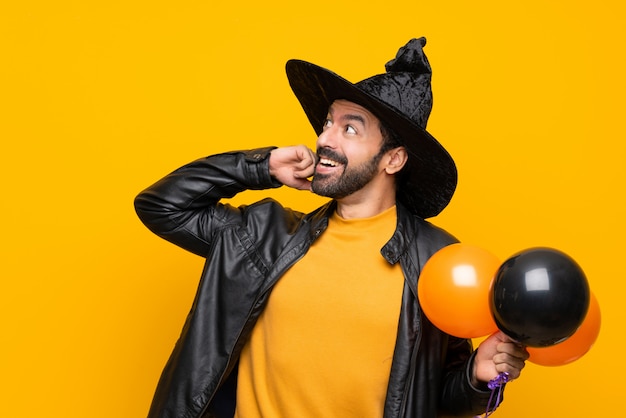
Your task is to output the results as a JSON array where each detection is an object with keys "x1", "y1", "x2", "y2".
[{"x1": 135, "y1": 37, "x2": 528, "y2": 418}]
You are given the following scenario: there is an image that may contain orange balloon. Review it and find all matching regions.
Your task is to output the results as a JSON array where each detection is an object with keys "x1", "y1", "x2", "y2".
[
  {"x1": 528, "y1": 292, "x2": 601, "y2": 366},
  {"x1": 417, "y1": 243, "x2": 500, "y2": 338}
]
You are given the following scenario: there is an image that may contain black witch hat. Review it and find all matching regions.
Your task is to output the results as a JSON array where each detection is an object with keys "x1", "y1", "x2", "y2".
[{"x1": 286, "y1": 37, "x2": 457, "y2": 218}]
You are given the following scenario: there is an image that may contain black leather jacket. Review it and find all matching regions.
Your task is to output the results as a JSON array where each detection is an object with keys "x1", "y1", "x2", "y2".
[{"x1": 135, "y1": 148, "x2": 494, "y2": 418}]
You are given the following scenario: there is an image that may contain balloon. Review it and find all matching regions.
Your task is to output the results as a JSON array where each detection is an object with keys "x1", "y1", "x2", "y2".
[
  {"x1": 418, "y1": 243, "x2": 500, "y2": 338},
  {"x1": 490, "y1": 247, "x2": 590, "y2": 347},
  {"x1": 528, "y1": 292, "x2": 601, "y2": 366}
]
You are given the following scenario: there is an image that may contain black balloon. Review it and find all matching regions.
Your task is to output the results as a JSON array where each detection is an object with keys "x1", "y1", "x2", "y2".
[{"x1": 490, "y1": 247, "x2": 590, "y2": 347}]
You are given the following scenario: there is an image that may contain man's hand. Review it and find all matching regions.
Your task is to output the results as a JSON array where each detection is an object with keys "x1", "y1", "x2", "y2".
[
  {"x1": 269, "y1": 145, "x2": 316, "y2": 191},
  {"x1": 472, "y1": 331, "x2": 529, "y2": 387}
]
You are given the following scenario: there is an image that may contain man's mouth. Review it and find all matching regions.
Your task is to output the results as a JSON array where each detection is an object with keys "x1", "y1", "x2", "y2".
[
  {"x1": 319, "y1": 157, "x2": 339, "y2": 168},
  {"x1": 316, "y1": 149, "x2": 347, "y2": 170}
]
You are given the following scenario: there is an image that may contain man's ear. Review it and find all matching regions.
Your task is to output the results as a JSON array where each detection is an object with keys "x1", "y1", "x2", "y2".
[{"x1": 385, "y1": 146, "x2": 408, "y2": 175}]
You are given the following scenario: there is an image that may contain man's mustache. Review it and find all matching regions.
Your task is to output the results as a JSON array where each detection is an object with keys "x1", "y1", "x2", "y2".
[{"x1": 316, "y1": 148, "x2": 348, "y2": 166}]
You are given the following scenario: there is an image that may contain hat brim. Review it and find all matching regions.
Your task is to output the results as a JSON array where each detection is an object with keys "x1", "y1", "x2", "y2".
[{"x1": 286, "y1": 59, "x2": 457, "y2": 218}]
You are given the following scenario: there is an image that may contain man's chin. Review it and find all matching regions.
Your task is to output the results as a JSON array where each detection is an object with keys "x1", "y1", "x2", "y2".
[{"x1": 311, "y1": 178, "x2": 333, "y2": 198}]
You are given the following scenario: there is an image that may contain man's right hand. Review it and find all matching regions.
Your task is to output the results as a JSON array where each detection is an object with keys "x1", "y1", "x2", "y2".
[{"x1": 269, "y1": 146, "x2": 316, "y2": 191}]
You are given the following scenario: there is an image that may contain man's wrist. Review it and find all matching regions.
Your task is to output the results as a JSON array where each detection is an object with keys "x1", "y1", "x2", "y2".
[{"x1": 467, "y1": 351, "x2": 490, "y2": 392}]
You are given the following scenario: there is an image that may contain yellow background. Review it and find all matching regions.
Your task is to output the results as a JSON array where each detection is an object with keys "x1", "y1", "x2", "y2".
[{"x1": 1, "y1": 1, "x2": 623, "y2": 417}]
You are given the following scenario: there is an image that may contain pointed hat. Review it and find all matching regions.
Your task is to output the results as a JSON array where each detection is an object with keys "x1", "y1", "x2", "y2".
[{"x1": 286, "y1": 37, "x2": 457, "y2": 218}]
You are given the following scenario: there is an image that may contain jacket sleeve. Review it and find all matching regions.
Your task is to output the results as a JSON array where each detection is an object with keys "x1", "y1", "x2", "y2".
[
  {"x1": 134, "y1": 147, "x2": 281, "y2": 257},
  {"x1": 438, "y1": 337, "x2": 494, "y2": 416}
]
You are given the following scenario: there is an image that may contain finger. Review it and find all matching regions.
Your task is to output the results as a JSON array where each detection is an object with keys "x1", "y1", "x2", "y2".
[
  {"x1": 498, "y1": 342, "x2": 530, "y2": 360},
  {"x1": 495, "y1": 352, "x2": 527, "y2": 368},
  {"x1": 294, "y1": 145, "x2": 315, "y2": 162},
  {"x1": 294, "y1": 178, "x2": 312, "y2": 191},
  {"x1": 296, "y1": 148, "x2": 317, "y2": 169},
  {"x1": 493, "y1": 353, "x2": 527, "y2": 379},
  {"x1": 495, "y1": 361, "x2": 525, "y2": 380},
  {"x1": 294, "y1": 164, "x2": 315, "y2": 179},
  {"x1": 492, "y1": 330, "x2": 518, "y2": 344}
]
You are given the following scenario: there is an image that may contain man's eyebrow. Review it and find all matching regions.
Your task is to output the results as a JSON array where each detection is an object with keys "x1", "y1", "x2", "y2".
[
  {"x1": 327, "y1": 104, "x2": 367, "y2": 125},
  {"x1": 340, "y1": 113, "x2": 366, "y2": 125}
]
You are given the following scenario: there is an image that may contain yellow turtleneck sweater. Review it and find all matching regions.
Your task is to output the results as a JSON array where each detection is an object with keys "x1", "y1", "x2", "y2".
[{"x1": 235, "y1": 206, "x2": 404, "y2": 418}]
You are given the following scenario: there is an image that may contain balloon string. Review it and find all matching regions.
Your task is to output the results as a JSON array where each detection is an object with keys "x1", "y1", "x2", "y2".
[{"x1": 475, "y1": 372, "x2": 510, "y2": 417}]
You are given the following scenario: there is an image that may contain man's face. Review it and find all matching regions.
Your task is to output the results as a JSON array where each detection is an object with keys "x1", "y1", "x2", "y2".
[{"x1": 311, "y1": 100, "x2": 386, "y2": 199}]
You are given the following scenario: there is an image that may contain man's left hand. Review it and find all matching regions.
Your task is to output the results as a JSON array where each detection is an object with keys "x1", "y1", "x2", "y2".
[{"x1": 472, "y1": 331, "x2": 529, "y2": 387}]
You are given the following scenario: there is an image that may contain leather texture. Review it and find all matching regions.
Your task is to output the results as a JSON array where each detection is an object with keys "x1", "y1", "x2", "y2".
[{"x1": 134, "y1": 148, "x2": 494, "y2": 418}]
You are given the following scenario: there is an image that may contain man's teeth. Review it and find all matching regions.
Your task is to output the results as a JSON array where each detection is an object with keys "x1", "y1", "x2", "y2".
[{"x1": 320, "y1": 158, "x2": 338, "y2": 167}]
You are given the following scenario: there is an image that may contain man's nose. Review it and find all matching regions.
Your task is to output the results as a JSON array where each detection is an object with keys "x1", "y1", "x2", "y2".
[{"x1": 316, "y1": 126, "x2": 337, "y2": 149}]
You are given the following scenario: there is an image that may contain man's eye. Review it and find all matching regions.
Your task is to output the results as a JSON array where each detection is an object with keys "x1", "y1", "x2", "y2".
[
  {"x1": 322, "y1": 119, "x2": 332, "y2": 129},
  {"x1": 346, "y1": 125, "x2": 356, "y2": 134}
]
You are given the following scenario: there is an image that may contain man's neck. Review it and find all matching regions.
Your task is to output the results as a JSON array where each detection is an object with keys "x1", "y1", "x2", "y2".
[{"x1": 335, "y1": 194, "x2": 397, "y2": 220}]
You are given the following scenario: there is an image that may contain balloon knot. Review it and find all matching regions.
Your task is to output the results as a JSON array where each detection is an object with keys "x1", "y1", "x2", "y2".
[
  {"x1": 475, "y1": 372, "x2": 510, "y2": 417},
  {"x1": 487, "y1": 371, "x2": 510, "y2": 390}
]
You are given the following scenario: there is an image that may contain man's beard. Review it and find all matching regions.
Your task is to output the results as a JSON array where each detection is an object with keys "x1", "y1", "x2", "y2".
[{"x1": 311, "y1": 148, "x2": 385, "y2": 199}]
